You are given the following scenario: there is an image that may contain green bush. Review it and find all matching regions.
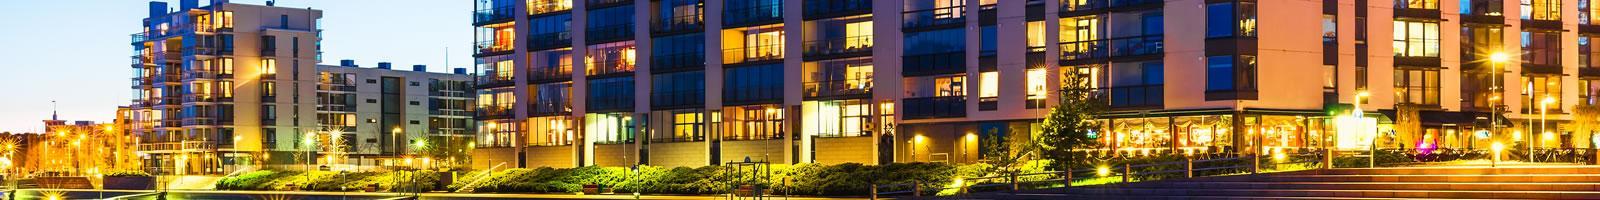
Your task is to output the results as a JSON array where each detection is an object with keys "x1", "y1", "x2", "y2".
[{"x1": 216, "y1": 170, "x2": 298, "y2": 190}]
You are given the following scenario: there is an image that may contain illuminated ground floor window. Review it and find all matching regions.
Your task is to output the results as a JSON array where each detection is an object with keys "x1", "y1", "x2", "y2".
[
  {"x1": 526, "y1": 116, "x2": 574, "y2": 146},
  {"x1": 585, "y1": 112, "x2": 634, "y2": 144}
]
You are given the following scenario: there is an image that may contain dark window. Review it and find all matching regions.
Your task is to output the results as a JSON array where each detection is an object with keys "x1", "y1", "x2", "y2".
[
  {"x1": 1523, "y1": 31, "x2": 1560, "y2": 66},
  {"x1": 1463, "y1": 26, "x2": 1504, "y2": 65},
  {"x1": 1463, "y1": 0, "x2": 1504, "y2": 16},
  {"x1": 1394, "y1": 68, "x2": 1441, "y2": 105},
  {"x1": 528, "y1": 13, "x2": 573, "y2": 49},
  {"x1": 1206, "y1": 2, "x2": 1236, "y2": 38},
  {"x1": 651, "y1": 33, "x2": 706, "y2": 71},
  {"x1": 588, "y1": 77, "x2": 636, "y2": 111},
  {"x1": 531, "y1": 82, "x2": 572, "y2": 116},
  {"x1": 586, "y1": 5, "x2": 635, "y2": 42},
  {"x1": 367, "y1": 99, "x2": 377, "y2": 103},
  {"x1": 280, "y1": 15, "x2": 288, "y2": 29},
  {"x1": 903, "y1": 28, "x2": 965, "y2": 55},
  {"x1": 1583, "y1": 36, "x2": 1600, "y2": 68},
  {"x1": 409, "y1": 101, "x2": 420, "y2": 105},
  {"x1": 724, "y1": 0, "x2": 783, "y2": 26},
  {"x1": 1206, "y1": 55, "x2": 1257, "y2": 92},
  {"x1": 653, "y1": 0, "x2": 704, "y2": 33},
  {"x1": 652, "y1": 71, "x2": 706, "y2": 108},
  {"x1": 724, "y1": 64, "x2": 783, "y2": 105}
]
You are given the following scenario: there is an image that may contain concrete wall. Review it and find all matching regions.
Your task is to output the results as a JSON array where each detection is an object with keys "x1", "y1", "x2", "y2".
[
  {"x1": 813, "y1": 137, "x2": 876, "y2": 165},
  {"x1": 648, "y1": 141, "x2": 707, "y2": 167},
  {"x1": 592, "y1": 144, "x2": 639, "y2": 167},
  {"x1": 523, "y1": 145, "x2": 576, "y2": 168},
  {"x1": 470, "y1": 147, "x2": 518, "y2": 169}
]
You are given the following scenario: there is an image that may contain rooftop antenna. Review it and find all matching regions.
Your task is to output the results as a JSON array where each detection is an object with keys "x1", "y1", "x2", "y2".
[{"x1": 51, "y1": 100, "x2": 58, "y2": 121}]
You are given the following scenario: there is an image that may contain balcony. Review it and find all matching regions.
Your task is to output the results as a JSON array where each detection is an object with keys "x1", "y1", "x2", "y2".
[
  {"x1": 724, "y1": 4, "x2": 783, "y2": 27},
  {"x1": 130, "y1": 33, "x2": 147, "y2": 44},
  {"x1": 651, "y1": 52, "x2": 705, "y2": 73},
  {"x1": 1107, "y1": 85, "x2": 1163, "y2": 108},
  {"x1": 318, "y1": 84, "x2": 356, "y2": 92},
  {"x1": 478, "y1": 106, "x2": 514, "y2": 119},
  {"x1": 802, "y1": 35, "x2": 873, "y2": 59},
  {"x1": 528, "y1": 65, "x2": 573, "y2": 83},
  {"x1": 652, "y1": 15, "x2": 704, "y2": 34},
  {"x1": 586, "y1": 24, "x2": 635, "y2": 43},
  {"x1": 903, "y1": 6, "x2": 965, "y2": 30},
  {"x1": 528, "y1": 32, "x2": 572, "y2": 51},
  {"x1": 588, "y1": 59, "x2": 636, "y2": 76},
  {"x1": 722, "y1": 44, "x2": 785, "y2": 65},
  {"x1": 430, "y1": 109, "x2": 473, "y2": 116},
  {"x1": 182, "y1": 117, "x2": 219, "y2": 126},
  {"x1": 803, "y1": 79, "x2": 873, "y2": 98},
  {"x1": 903, "y1": 96, "x2": 966, "y2": 119},
  {"x1": 528, "y1": 0, "x2": 573, "y2": 16},
  {"x1": 588, "y1": 0, "x2": 630, "y2": 8},
  {"x1": 477, "y1": 74, "x2": 516, "y2": 88},
  {"x1": 474, "y1": 6, "x2": 516, "y2": 25},
  {"x1": 902, "y1": 52, "x2": 966, "y2": 77},
  {"x1": 475, "y1": 40, "x2": 515, "y2": 56},
  {"x1": 530, "y1": 101, "x2": 572, "y2": 116},
  {"x1": 1059, "y1": 35, "x2": 1164, "y2": 63},
  {"x1": 1061, "y1": 0, "x2": 1161, "y2": 16},
  {"x1": 431, "y1": 90, "x2": 471, "y2": 98},
  {"x1": 803, "y1": 0, "x2": 872, "y2": 19}
]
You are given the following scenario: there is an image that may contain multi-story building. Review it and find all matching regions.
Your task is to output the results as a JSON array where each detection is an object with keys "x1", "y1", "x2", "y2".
[
  {"x1": 471, "y1": 0, "x2": 1600, "y2": 168},
  {"x1": 313, "y1": 60, "x2": 475, "y2": 170},
  {"x1": 130, "y1": 0, "x2": 323, "y2": 175},
  {"x1": 130, "y1": 0, "x2": 475, "y2": 174}
]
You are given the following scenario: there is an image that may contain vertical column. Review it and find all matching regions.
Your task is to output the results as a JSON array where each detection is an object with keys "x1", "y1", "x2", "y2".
[
  {"x1": 785, "y1": 0, "x2": 807, "y2": 164},
  {"x1": 571, "y1": 0, "x2": 590, "y2": 168},
  {"x1": 705, "y1": 0, "x2": 725, "y2": 166},
  {"x1": 511, "y1": 0, "x2": 534, "y2": 168}
]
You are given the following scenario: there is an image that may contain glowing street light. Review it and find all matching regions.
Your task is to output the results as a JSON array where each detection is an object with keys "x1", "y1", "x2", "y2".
[{"x1": 1491, "y1": 142, "x2": 1505, "y2": 167}]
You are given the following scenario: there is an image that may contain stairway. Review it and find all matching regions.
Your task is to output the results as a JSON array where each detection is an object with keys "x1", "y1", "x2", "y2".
[{"x1": 992, "y1": 165, "x2": 1600, "y2": 199}]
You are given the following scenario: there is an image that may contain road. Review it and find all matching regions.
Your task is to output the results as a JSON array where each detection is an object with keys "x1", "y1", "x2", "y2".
[{"x1": 2, "y1": 189, "x2": 877, "y2": 200}]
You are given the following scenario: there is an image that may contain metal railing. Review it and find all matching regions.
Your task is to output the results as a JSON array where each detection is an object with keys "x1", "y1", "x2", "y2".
[
  {"x1": 527, "y1": 32, "x2": 572, "y2": 50},
  {"x1": 803, "y1": 0, "x2": 872, "y2": 18},
  {"x1": 903, "y1": 96, "x2": 966, "y2": 119},
  {"x1": 475, "y1": 40, "x2": 515, "y2": 55},
  {"x1": 1108, "y1": 84, "x2": 1163, "y2": 108},
  {"x1": 723, "y1": 44, "x2": 785, "y2": 64},
  {"x1": 586, "y1": 24, "x2": 634, "y2": 42},
  {"x1": 724, "y1": 4, "x2": 783, "y2": 26},
  {"x1": 652, "y1": 52, "x2": 705, "y2": 72},
  {"x1": 803, "y1": 79, "x2": 873, "y2": 98},
  {"x1": 903, "y1": 52, "x2": 966, "y2": 77},
  {"x1": 903, "y1": 6, "x2": 966, "y2": 29},
  {"x1": 474, "y1": 6, "x2": 515, "y2": 24},
  {"x1": 803, "y1": 35, "x2": 873, "y2": 57},
  {"x1": 585, "y1": 59, "x2": 636, "y2": 76},
  {"x1": 1059, "y1": 35, "x2": 1164, "y2": 62},
  {"x1": 528, "y1": 65, "x2": 573, "y2": 82},
  {"x1": 652, "y1": 15, "x2": 704, "y2": 33}
]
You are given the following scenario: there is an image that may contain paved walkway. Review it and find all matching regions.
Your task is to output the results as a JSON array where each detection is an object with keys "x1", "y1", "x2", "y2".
[{"x1": 9, "y1": 189, "x2": 878, "y2": 200}]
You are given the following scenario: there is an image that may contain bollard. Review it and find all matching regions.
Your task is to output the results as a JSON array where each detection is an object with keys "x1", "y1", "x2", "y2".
[
  {"x1": 1122, "y1": 163, "x2": 1131, "y2": 183},
  {"x1": 913, "y1": 181, "x2": 922, "y2": 197},
  {"x1": 1064, "y1": 170, "x2": 1073, "y2": 190},
  {"x1": 1186, "y1": 157, "x2": 1194, "y2": 178},
  {"x1": 1324, "y1": 148, "x2": 1334, "y2": 169},
  {"x1": 1251, "y1": 155, "x2": 1260, "y2": 174},
  {"x1": 1010, "y1": 173, "x2": 1019, "y2": 192},
  {"x1": 869, "y1": 184, "x2": 877, "y2": 200}
]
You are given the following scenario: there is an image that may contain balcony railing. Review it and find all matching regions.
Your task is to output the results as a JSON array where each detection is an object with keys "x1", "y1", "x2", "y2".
[
  {"x1": 651, "y1": 91, "x2": 704, "y2": 108},
  {"x1": 652, "y1": 15, "x2": 705, "y2": 34},
  {"x1": 475, "y1": 40, "x2": 515, "y2": 55},
  {"x1": 803, "y1": 35, "x2": 873, "y2": 58},
  {"x1": 724, "y1": 4, "x2": 783, "y2": 27},
  {"x1": 475, "y1": 6, "x2": 516, "y2": 24},
  {"x1": 1107, "y1": 85, "x2": 1163, "y2": 108},
  {"x1": 803, "y1": 79, "x2": 873, "y2": 98},
  {"x1": 318, "y1": 85, "x2": 356, "y2": 92},
  {"x1": 586, "y1": 60, "x2": 635, "y2": 76},
  {"x1": 528, "y1": 65, "x2": 573, "y2": 82},
  {"x1": 528, "y1": 32, "x2": 572, "y2": 50},
  {"x1": 903, "y1": 96, "x2": 966, "y2": 119},
  {"x1": 903, "y1": 6, "x2": 966, "y2": 29},
  {"x1": 723, "y1": 44, "x2": 785, "y2": 64},
  {"x1": 431, "y1": 90, "x2": 472, "y2": 98},
  {"x1": 478, "y1": 106, "x2": 514, "y2": 119},
  {"x1": 1062, "y1": 0, "x2": 1161, "y2": 13},
  {"x1": 1059, "y1": 35, "x2": 1164, "y2": 62},
  {"x1": 903, "y1": 52, "x2": 966, "y2": 77},
  {"x1": 529, "y1": 101, "x2": 572, "y2": 116},
  {"x1": 587, "y1": 0, "x2": 630, "y2": 8},
  {"x1": 586, "y1": 24, "x2": 635, "y2": 42},
  {"x1": 477, "y1": 74, "x2": 516, "y2": 86},
  {"x1": 528, "y1": 0, "x2": 573, "y2": 15},
  {"x1": 803, "y1": 0, "x2": 872, "y2": 18},
  {"x1": 651, "y1": 52, "x2": 705, "y2": 72},
  {"x1": 131, "y1": 33, "x2": 147, "y2": 43},
  {"x1": 430, "y1": 109, "x2": 472, "y2": 116}
]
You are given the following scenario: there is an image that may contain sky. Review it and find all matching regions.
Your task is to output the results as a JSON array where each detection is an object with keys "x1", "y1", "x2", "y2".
[{"x1": 0, "y1": 0, "x2": 472, "y2": 133}]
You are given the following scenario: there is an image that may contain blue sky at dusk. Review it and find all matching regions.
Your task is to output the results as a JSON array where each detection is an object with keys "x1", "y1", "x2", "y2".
[{"x1": 0, "y1": 0, "x2": 472, "y2": 132}]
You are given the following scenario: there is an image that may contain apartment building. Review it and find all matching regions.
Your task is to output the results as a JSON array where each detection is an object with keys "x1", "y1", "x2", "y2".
[
  {"x1": 312, "y1": 61, "x2": 475, "y2": 170},
  {"x1": 130, "y1": 0, "x2": 474, "y2": 174},
  {"x1": 472, "y1": 0, "x2": 1600, "y2": 168}
]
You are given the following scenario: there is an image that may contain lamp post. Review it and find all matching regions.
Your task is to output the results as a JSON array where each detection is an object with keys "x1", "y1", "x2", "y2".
[
  {"x1": 1490, "y1": 52, "x2": 1508, "y2": 160},
  {"x1": 1355, "y1": 91, "x2": 1372, "y2": 168},
  {"x1": 1539, "y1": 96, "x2": 1554, "y2": 162}
]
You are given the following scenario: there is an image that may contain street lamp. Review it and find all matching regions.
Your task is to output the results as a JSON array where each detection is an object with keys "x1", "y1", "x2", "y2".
[
  {"x1": 1490, "y1": 52, "x2": 1507, "y2": 162},
  {"x1": 1355, "y1": 91, "x2": 1373, "y2": 168},
  {"x1": 1537, "y1": 96, "x2": 1555, "y2": 162}
]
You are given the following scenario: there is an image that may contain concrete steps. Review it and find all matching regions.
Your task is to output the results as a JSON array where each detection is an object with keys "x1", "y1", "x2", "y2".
[{"x1": 1002, "y1": 166, "x2": 1600, "y2": 199}]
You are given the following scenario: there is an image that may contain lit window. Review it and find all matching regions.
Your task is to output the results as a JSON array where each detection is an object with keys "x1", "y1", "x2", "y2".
[
  {"x1": 844, "y1": 21, "x2": 873, "y2": 49},
  {"x1": 1027, "y1": 21, "x2": 1046, "y2": 48},
  {"x1": 979, "y1": 71, "x2": 999, "y2": 99},
  {"x1": 1522, "y1": 0, "x2": 1562, "y2": 20},
  {"x1": 1394, "y1": 68, "x2": 1441, "y2": 105},
  {"x1": 1027, "y1": 68, "x2": 1048, "y2": 100},
  {"x1": 1392, "y1": 20, "x2": 1440, "y2": 57},
  {"x1": 260, "y1": 59, "x2": 277, "y2": 76}
]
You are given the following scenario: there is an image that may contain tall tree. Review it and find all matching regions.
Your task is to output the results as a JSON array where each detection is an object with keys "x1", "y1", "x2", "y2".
[{"x1": 1038, "y1": 70, "x2": 1108, "y2": 171}]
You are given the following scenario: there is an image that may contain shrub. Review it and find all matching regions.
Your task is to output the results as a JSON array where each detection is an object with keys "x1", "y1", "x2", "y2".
[{"x1": 104, "y1": 170, "x2": 152, "y2": 177}]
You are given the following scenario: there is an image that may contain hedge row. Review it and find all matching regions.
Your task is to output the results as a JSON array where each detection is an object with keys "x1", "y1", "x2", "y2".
[
  {"x1": 453, "y1": 162, "x2": 987, "y2": 196},
  {"x1": 215, "y1": 170, "x2": 440, "y2": 192}
]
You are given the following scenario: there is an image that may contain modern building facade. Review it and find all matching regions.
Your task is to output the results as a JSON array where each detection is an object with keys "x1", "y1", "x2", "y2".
[
  {"x1": 471, "y1": 0, "x2": 1600, "y2": 169},
  {"x1": 131, "y1": 0, "x2": 474, "y2": 174},
  {"x1": 312, "y1": 61, "x2": 475, "y2": 170}
]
